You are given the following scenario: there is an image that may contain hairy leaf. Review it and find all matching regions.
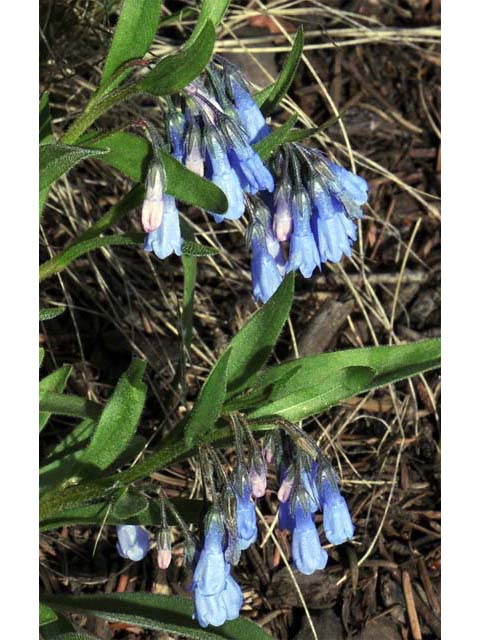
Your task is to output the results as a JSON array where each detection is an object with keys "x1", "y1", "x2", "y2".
[
  {"x1": 40, "y1": 366, "x2": 73, "y2": 432},
  {"x1": 40, "y1": 143, "x2": 108, "y2": 192}
]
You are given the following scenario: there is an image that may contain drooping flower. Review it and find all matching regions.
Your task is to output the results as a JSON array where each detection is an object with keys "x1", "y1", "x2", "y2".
[
  {"x1": 249, "y1": 453, "x2": 268, "y2": 498},
  {"x1": 319, "y1": 477, "x2": 354, "y2": 545},
  {"x1": 144, "y1": 194, "x2": 183, "y2": 259},
  {"x1": 273, "y1": 182, "x2": 293, "y2": 242},
  {"x1": 204, "y1": 128, "x2": 245, "y2": 223},
  {"x1": 291, "y1": 504, "x2": 328, "y2": 575},
  {"x1": 230, "y1": 77, "x2": 270, "y2": 144},
  {"x1": 235, "y1": 482, "x2": 257, "y2": 551},
  {"x1": 192, "y1": 513, "x2": 227, "y2": 597},
  {"x1": 116, "y1": 525, "x2": 149, "y2": 561},
  {"x1": 286, "y1": 190, "x2": 322, "y2": 278},
  {"x1": 193, "y1": 565, "x2": 243, "y2": 628}
]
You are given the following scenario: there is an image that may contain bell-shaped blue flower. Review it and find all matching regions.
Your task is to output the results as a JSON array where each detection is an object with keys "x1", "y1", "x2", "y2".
[
  {"x1": 205, "y1": 131, "x2": 245, "y2": 222},
  {"x1": 314, "y1": 203, "x2": 355, "y2": 263},
  {"x1": 228, "y1": 141, "x2": 274, "y2": 194},
  {"x1": 116, "y1": 525, "x2": 149, "y2": 561},
  {"x1": 167, "y1": 110, "x2": 186, "y2": 162},
  {"x1": 327, "y1": 161, "x2": 368, "y2": 208},
  {"x1": 192, "y1": 516, "x2": 227, "y2": 597},
  {"x1": 236, "y1": 484, "x2": 257, "y2": 550},
  {"x1": 193, "y1": 567, "x2": 243, "y2": 628},
  {"x1": 286, "y1": 191, "x2": 321, "y2": 278},
  {"x1": 221, "y1": 574, "x2": 244, "y2": 620},
  {"x1": 320, "y1": 479, "x2": 354, "y2": 545},
  {"x1": 144, "y1": 194, "x2": 183, "y2": 259},
  {"x1": 251, "y1": 232, "x2": 284, "y2": 303},
  {"x1": 291, "y1": 505, "x2": 328, "y2": 575},
  {"x1": 231, "y1": 78, "x2": 270, "y2": 144}
]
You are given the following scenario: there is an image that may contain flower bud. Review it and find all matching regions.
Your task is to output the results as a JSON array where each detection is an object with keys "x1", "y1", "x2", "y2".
[
  {"x1": 249, "y1": 459, "x2": 267, "y2": 498},
  {"x1": 116, "y1": 525, "x2": 149, "y2": 561},
  {"x1": 156, "y1": 528, "x2": 172, "y2": 570},
  {"x1": 273, "y1": 184, "x2": 293, "y2": 241},
  {"x1": 142, "y1": 161, "x2": 166, "y2": 233}
]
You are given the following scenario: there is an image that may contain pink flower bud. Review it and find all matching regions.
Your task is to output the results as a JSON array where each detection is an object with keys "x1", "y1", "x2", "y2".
[
  {"x1": 273, "y1": 186, "x2": 293, "y2": 241},
  {"x1": 277, "y1": 477, "x2": 294, "y2": 503},
  {"x1": 249, "y1": 468, "x2": 267, "y2": 498},
  {"x1": 186, "y1": 139, "x2": 204, "y2": 177},
  {"x1": 263, "y1": 446, "x2": 274, "y2": 465},
  {"x1": 142, "y1": 163, "x2": 165, "y2": 232},
  {"x1": 156, "y1": 528, "x2": 171, "y2": 569},
  {"x1": 157, "y1": 547, "x2": 172, "y2": 570}
]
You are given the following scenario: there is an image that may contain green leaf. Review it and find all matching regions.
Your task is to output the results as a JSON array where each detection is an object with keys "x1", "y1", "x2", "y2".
[
  {"x1": 112, "y1": 491, "x2": 149, "y2": 519},
  {"x1": 224, "y1": 272, "x2": 295, "y2": 396},
  {"x1": 45, "y1": 419, "x2": 97, "y2": 463},
  {"x1": 40, "y1": 307, "x2": 66, "y2": 322},
  {"x1": 254, "y1": 114, "x2": 298, "y2": 161},
  {"x1": 182, "y1": 241, "x2": 220, "y2": 257},
  {"x1": 189, "y1": 0, "x2": 230, "y2": 42},
  {"x1": 230, "y1": 339, "x2": 441, "y2": 422},
  {"x1": 255, "y1": 27, "x2": 304, "y2": 116},
  {"x1": 40, "y1": 603, "x2": 57, "y2": 626},
  {"x1": 247, "y1": 366, "x2": 375, "y2": 422},
  {"x1": 40, "y1": 613, "x2": 76, "y2": 639},
  {"x1": 42, "y1": 593, "x2": 271, "y2": 640},
  {"x1": 140, "y1": 21, "x2": 215, "y2": 95},
  {"x1": 39, "y1": 143, "x2": 108, "y2": 192},
  {"x1": 53, "y1": 634, "x2": 100, "y2": 640},
  {"x1": 39, "y1": 392, "x2": 102, "y2": 421},
  {"x1": 40, "y1": 366, "x2": 73, "y2": 432},
  {"x1": 83, "y1": 132, "x2": 228, "y2": 212},
  {"x1": 78, "y1": 360, "x2": 147, "y2": 471},
  {"x1": 100, "y1": 0, "x2": 163, "y2": 87},
  {"x1": 40, "y1": 348, "x2": 46, "y2": 368},
  {"x1": 184, "y1": 349, "x2": 231, "y2": 446},
  {"x1": 40, "y1": 496, "x2": 203, "y2": 531},
  {"x1": 40, "y1": 93, "x2": 54, "y2": 145},
  {"x1": 39, "y1": 232, "x2": 145, "y2": 282}
]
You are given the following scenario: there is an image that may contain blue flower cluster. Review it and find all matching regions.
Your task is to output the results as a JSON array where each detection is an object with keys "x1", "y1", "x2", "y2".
[
  {"x1": 278, "y1": 459, "x2": 354, "y2": 575},
  {"x1": 143, "y1": 59, "x2": 273, "y2": 261},
  {"x1": 141, "y1": 61, "x2": 368, "y2": 304},
  {"x1": 250, "y1": 144, "x2": 369, "y2": 303},
  {"x1": 114, "y1": 430, "x2": 354, "y2": 630}
]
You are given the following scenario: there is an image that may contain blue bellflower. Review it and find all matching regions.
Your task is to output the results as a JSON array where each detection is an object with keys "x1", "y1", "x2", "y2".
[
  {"x1": 144, "y1": 194, "x2": 183, "y2": 259},
  {"x1": 235, "y1": 484, "x2": 257, "y2": 550},
  {"x1": 205, "y1": 130, "x2": 245, "y2": 222},
  {"x1": 286, "y1": 191, "x2": 321, "y2": 278},
  {"x1": 251, "y1": 234, "x2": 284, "y2": 303},
  {"x1": 231, "y1": 78, "x2": 270, "y2": 145},
  {"x1": 192, "y1": 516, "x2": 227, "y2": 597},
  {"x1": 194, "y1": 565, "x2": 244, "y2": 628},
  {"x1": 300, "y1": 461, "x2": 320, "y2": 513},
  {"x1": 116, "y1": 525, "x2": 149, "y2": 561},
  {"x1": 291, "y1": 504, "x2": 328, "y2": 575},
  {"x1": 320, "y1": 478, "x2": 355, "y2": 545}
]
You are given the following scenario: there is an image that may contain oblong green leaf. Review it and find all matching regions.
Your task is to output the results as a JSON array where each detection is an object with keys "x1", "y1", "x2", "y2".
[
  {"x1": 83, "y1": 131, "x2": 228, "y2": 212},
  {"x1": 184, "y1": 349, "x2": 231, "y2": 445},
  {"x1": 39, "y1": 392, "x2": 102, "y2": 421},
  {"x1": 112, "y1": 491, "x2": 149, "y2": 519},
  {"x1": 42, "y1": 593, "x2": 271, "y2": 640},
  {"x1": 40, "y1": 366, "x2": 73, "y2": 432},
  {"x1": 100, "y1": 0, "x2": 163, "y2": 87},
  {"x1": 40, "y1": 143, "x2": 108, "y2": 192},
  {"x1": 39, "y1": 232, "x2": 144, "y2": 282},
  {"x1": 140, "y1": 21, "x2": 215, "y2": 96},
  {"x1": 255, "y1": 27, "x2": 304, "y2": 116},
  {"x1": 40, "y1": 603, "x2": 57, "y2": 626},
  {"x1": 40, "y1": 496, "x2": 203, "y2": 531},
  {"x1": 40, "y1": 307, "x2": 66, "y2": 322},
  {"x1": 79, "y1": 360, "x2": 147, "y2": 471},
  {"x1": 224, "y1": 272, "x2": 295, "y2": 395},
  {"x1": 40, "y1": 92, "x2": 54, "y2": 145},
  {"x1": 182, "y1": 241, "x2": 220, "y2": 257},
  {"x1": 189, "y1": 0, "x2": 230, "y2": 42},
  {"x1": 45, "y1": 419, "x2": 96, "y2": 463}
]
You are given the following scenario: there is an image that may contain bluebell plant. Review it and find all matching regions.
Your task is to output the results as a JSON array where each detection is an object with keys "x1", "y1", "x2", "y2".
[{"x1": 114, "y1": 417, "x2": 354, "y2": 629}]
